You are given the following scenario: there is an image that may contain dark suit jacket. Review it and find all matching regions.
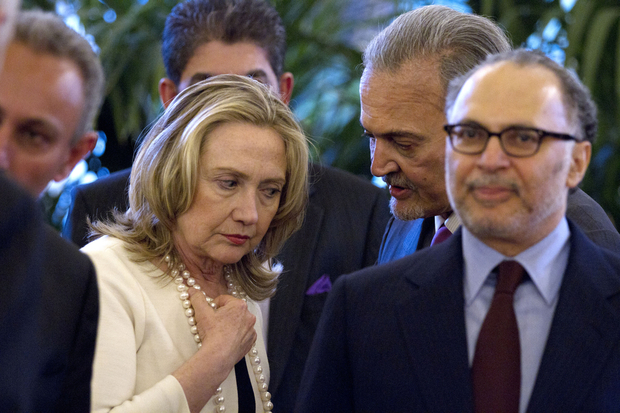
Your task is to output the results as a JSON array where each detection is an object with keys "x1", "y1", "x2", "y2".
[
  {"x1": 297, "y1": 221, "x2": 620, "y2": 412},
  {"x1": 62, "y1": 162, "x2": 390, "y2": 412},
  {"x1": 378, "y1": 187, "x2": 620, "y2": 264},
  {"x1": 0, "y1": 174, "x2": 99, "y2": 412}
]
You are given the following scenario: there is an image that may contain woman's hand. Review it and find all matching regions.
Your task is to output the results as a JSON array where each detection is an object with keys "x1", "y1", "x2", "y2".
[
  {"x1": 191, "y1": 290, "x2": 257, "y2": 366},
  {"x1": 172, "y1": 289, "x2": 256, "y2": 413}
]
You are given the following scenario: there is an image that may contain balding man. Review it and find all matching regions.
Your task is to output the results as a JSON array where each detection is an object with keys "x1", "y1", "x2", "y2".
[
  {"x1": 297, "y1": 49, "x2": 620, "y2": 413},
  {"x1": 360, "y1": 6, "x2": 620, "y2": 264}
]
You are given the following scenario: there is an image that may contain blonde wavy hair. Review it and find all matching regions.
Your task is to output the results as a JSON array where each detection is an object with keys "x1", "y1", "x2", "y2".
[{"x1": 92, "y1": 75, "x2": 309, "y2": 300}]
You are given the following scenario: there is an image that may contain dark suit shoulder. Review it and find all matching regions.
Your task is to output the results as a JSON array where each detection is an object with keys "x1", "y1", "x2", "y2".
[
  {"x1": 297, "y1": 228, "x2": 467, "y2": 413},
  {"x1": 338, "y1": 229, "x2": 463, "y2": 297},
  {"x1": 62, "y1": 168, "x2": 131, "y2": 247},
  {"x1": 527, "y1": 221, "x2": 620, "y2": 412},
  {"x1": 43, "y1": 224, "x2": 95, "y2": 274},
  {"x1": 0, "y1": 175, "x2": 40, "y2": 234},
  {"x1": 268, "y1": 164, "x2": 390, "y2": 410},
  {"x1": 0, "y1": 175, "x2": 98, "y2": 412},
  {"x1": 76, "y1": 168, "x2": 131, "y2": 199},
  {"x1": 336, "y1": 255, "x2": 408, "y2": 293},
  {"x1": 567, "y1": 188, "x2": 620, "y2": 253},
  {"x1": 309, "y1": 162, "x2": 388, "y2": 201},
  {"x1": 567, "y1": 220, "x2": 620, "y2": 295}
]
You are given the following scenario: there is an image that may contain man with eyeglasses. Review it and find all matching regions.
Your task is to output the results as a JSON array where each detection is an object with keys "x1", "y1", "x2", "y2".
[
  {"x1": 360, "y1": 6, "x2": 620, "y2": 266},
  {"x1": 444, "y1": 125, "x2": 580, "y2": 158},
  {"x1": 297, "y1": 48, "x2": 620, "y2": 413}
]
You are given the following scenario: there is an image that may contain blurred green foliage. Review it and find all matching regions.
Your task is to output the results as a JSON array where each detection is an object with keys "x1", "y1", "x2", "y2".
[
  {"x1": 21, "y1": 0, "x2": 620, "y2": 227},
  {"x1": 471, "y1": 0, "x2": 620, "y2": 226}
]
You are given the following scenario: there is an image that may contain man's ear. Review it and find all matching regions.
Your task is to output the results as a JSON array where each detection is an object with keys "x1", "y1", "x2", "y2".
[
  {"x1": 278, "y1": 72, "x2": 294, "y2": 105},
  {"x1": 566, "y1": 140, "x2": 592, "y2": 188},
  {"x1": 53, "y1": 131, "x2": 98, "y2": 182},
  {"x1": 159, "y1": 78, "x2": 179, "y2": 109}
]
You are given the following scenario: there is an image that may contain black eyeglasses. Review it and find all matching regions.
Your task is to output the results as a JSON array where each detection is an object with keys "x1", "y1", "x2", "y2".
[{"x1": 444, "y1": 123, "x2": 579, "y2": 158}]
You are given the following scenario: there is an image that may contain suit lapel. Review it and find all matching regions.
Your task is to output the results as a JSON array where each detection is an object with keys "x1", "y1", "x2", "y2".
[
  {"x1": 268, "y1": 186, "x2": 323, "y2": 395},
  {"x1": 527, "y1": 226, "x2": 620, "y2": 412},
  {"x1": 396, "y1": 231, "x2": 474, "y2": 412}
]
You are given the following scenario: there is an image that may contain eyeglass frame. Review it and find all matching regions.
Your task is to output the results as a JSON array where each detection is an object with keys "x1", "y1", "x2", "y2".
[{"x1": 443, "y1": 123, "x2": 580, "y2": 158}]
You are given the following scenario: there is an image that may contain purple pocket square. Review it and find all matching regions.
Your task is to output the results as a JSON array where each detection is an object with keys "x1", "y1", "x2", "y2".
[{"x1": 306, "y1": 274, "x2": 332, "y2": 295}]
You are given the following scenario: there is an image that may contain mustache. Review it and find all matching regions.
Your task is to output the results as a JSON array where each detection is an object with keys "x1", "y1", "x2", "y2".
[
  {"x1": 384, "y1": 173, "x2": 417, "y2": 190},
  {"x1": 466, "y1": 175, "x2": 520, "y2": 193}
]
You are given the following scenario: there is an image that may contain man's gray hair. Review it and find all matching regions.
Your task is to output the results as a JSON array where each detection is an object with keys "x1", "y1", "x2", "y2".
[
  {"x1": 446, "y1": 49, "x2": 598, "y2": 143},
  {"x1": 14, "y1": 10, "x2": 105, "y2": 142},
  {"x1": 363, "y1": 5, "x2": 511, "y2": 94}
]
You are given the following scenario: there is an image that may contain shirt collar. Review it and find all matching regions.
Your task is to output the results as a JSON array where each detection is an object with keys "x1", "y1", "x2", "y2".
[
  {"x1": 434, "y1": 212, "x2": 461, "y2": 234},
  {"x1": 463, "y1": 217, "x2": 570, "y2": 306}
]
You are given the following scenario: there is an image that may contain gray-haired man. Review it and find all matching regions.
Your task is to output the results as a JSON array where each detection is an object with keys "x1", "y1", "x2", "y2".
[
  {"x1": 298, "y1": 46, "x2": 620, "y2": 413},
  {"x1": 0, "y1": 9, "x2": 99, "y2": 412},
  {"x1": 0, "y1": 10, "x2": 104, "y2": 196},
  {"x1": 361, "y1": 6, "x2": 620, "y2": 263}
]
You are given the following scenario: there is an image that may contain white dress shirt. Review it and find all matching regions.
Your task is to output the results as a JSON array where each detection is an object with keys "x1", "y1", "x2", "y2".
[{"x1": 434, "y1": 212, "x2": 461, "y2": 235}]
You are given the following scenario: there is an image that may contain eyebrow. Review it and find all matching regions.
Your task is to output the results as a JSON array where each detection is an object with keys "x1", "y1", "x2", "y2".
[
  {"x1": 211, "y1": 167, "x2": 286, "y2": 185},
  {"x1": 16, "y1": 117, "x2": 61, "y2": 143},
  {"x1": 362, "y1": 127, "x2": 427, "y2": 143},
  {"x1": 455, "y1": 119, "x2": 539, "y2": 131},
  {"x1": 189, "y1": 70, "x2": 271, "y2": 86},
  {"x1": 245, "y1": 70, "x2": 270, "y2": 81}
]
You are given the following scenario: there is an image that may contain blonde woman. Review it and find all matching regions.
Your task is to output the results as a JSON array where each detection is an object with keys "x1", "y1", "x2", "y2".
[{"x1": 84, "y1": 75, "x2": 308, "y2": 413}]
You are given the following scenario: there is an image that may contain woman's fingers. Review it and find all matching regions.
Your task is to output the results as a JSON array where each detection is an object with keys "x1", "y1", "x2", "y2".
[
  {"x1": 188, "y1": 289, "x2": 256, "y2": 359},
  {"x1": 214, "y1": 295, "x2": 257, "y2": 354}
]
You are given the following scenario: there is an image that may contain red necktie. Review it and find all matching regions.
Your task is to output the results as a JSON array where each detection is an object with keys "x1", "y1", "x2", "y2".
[
  {"x1": 472, "y1": 260, "x2": 525, "y2": 413},
  {"x1": 430, "y1": 224, "x2": 451, "y2": 246}
]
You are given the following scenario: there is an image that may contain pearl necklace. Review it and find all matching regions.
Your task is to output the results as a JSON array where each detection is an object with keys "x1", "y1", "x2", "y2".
[{"x1": 165, "y1": 255, "x2": 273, "y2": 412}]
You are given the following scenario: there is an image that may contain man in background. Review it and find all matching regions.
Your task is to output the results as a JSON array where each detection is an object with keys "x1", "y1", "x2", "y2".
[
  {"x1": 0, "y1": 10, "x2": 99, "y2": 412},
  {"x1": 360, "y1": 6, "x2": 620, "y2": 264},
  {"x1": 0, "y1": 8, "x2": 104, "y2": 197},
  {"x1": 298, "y1": 48, "x2": 620, "y2": 413},
  {"x1": 62, "y1": 0, "x2": 390, "y2": 410},
  {"x1": 0, "y1": 0, "x2": 18, "y2": 66}
]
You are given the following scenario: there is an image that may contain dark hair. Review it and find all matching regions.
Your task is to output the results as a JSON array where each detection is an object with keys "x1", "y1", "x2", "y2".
[
  {"x1": 162, "y1": 0, "x2": 286, "y2": 85},
  {"x1": 446, "y1": 49, "x2": 598, "y2": 143}
]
